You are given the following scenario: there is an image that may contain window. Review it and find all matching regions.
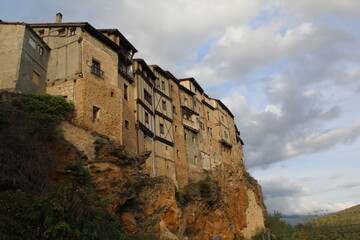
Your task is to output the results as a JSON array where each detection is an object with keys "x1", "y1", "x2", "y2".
[
  {"x1": 38, "y1": 47, "x2": 43, "y2": 56},
  {"x1": 110, "y1": 90, "x2": 114, "y2": 97},
  {"x1": 144, "y1": 89, "x2": 152, "y2": 105},
  {"x1": 165, "y1": 146, "x2": 168, "y2": 150},
  {"x1": 145, "y1": 112, "x2": 149, "y2": 124},
  {"x1": 170, "y1": 85, "x2": 174, "y2": 91},
  {"x1": 92, "y1": 106, "x2": 100, "y2": 122},
  {"x1": 207, "y1": 111, "x2": 210, "y2": 120},
  {"x1": 70, "y1": 28, "x2": 76, "y2": 36},
  {"x1": 28, "y1": 37, "x2": 36, "y2": 49},
  {"x1": 124, "y1": 84, "x2": 128, "y2": 100},
  {"x1": 125, "y1": 120, "x2": 129, "y2": 129},
  {"x1": 58, "y1": 28, "x2": 66, "y2": 35},
  {"x1": 162, "y1": 100, "x2": 166, "y2": 111},
  {"x1": 161, "y1": 80, "x2": 165, "y2": 90},
  {"x1": 184, "y1": 97, "x2": 188, "y2": 106},
  {"x1": 173, "y1": 106, "x2": 176, "y2": 115},
  {"x1": 38, "y1": 29, "x2": 45, "y2": 35},
  {"x1": 175, "y1": 125, "x2": 177, "y2": 132},
  {"x1": 32, "y1": 71, "x2": 40, "y2": 86},
  {"x1": 194, "y1": 156, "x2": 198, "y2": 164},
  {"x1": 160, "y1": 123, "x2": 164, "y2": 134},
  {"x1": 91, "y1": 59, "x2": 104, "y2": 78}
]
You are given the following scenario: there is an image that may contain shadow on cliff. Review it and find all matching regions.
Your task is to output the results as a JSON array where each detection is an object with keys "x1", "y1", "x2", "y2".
[{"x1": 0, "y1": 91, "x2": 266, "y2": 240}]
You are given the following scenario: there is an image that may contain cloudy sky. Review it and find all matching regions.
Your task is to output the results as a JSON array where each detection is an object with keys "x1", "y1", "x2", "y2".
[{"x1": 1, "y1": 0, "x2": 359, "y2": 216}]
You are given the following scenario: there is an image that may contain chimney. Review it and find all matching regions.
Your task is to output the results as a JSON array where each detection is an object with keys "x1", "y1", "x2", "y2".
[{"x1": 55, "y1": 13, "x2": 63, "y2": 23}]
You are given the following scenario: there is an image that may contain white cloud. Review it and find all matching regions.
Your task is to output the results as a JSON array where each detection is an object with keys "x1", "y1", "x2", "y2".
[
  {"x1": 260, "y1": 176, "x2": 359, "y2": 215},
  {"x1": 278, "y1": 0, "x2": 360, "y2": 20}
]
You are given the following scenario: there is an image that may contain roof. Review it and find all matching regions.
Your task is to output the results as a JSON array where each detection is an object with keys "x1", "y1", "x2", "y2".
[
  {"x1": 215, "y1": 99, "x2": 234, "y2": 118},
  {"x1": 149, "y1": 65, "x2": 178, "y2": 81},
  {"x1": 97, "y1": 28, "x2": 137, "y2": 53},
  {"x1": 0, "y1": 21, "x2": 26, "y2": 25},
  {"x1": 134, "y1": 58, "x2": 156, "y2": 80},
  {"x1": 165, "y1": 71, "x2": 180, "y2": 85},
  {"x1": 178, "y1": 84, "x2": 196, "y2": 96},
  {"x1": 29, "y1": 22, "x2": 123, "y2": 53},
  {"x1": 179, "y1": 77, "x2": 204, "y2": 94}
]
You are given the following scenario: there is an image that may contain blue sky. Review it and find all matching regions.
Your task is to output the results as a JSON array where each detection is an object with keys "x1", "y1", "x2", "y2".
[{"x1": 1, "y1": 0, "x2": 359, "y2": 215}]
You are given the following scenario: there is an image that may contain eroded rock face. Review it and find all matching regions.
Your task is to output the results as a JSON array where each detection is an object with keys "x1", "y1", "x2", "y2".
[{"x1": 61, "y1": 122, "x2": 266, "y2": 239}]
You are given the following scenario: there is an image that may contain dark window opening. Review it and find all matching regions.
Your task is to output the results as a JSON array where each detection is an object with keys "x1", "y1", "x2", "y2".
[
  {"x1": 70, "y1": 28, "x2": 76, "y2": 36},
  {"x1": 162, "y1": 100, "x2": 166, "y2": 111},
  {"x1": 125, "y1": 120, "x2": 129, "y2": 129},
  {"x1": 91, "y1": 59, "x2": 104, "y2": 78},
  {"x1": 145, "y1": 112, "x2": 149, "y2": 124},
  {"x1": 160, "y1": 123, "x2": 164, "y2": 134},
  {"x1": 124, "y1": 84, "x2": 128, "y2": 100},
  {"x1": 144, "y1": 89, "x2": 152, "y2": 105},
  {"x1": 161, "y1": 80, "x2": 165, "y2": 90},
  {"x1": 110, "y1": 90, "x2": 114, "y2": 97},
  {"x1": 58, "y1": 28, "x2": 65, "y2": 35},
  {"x1": 38, "y1": 29, "x2": 45, "y2": 35},
  {"x1": 92, "y1": 106, "x2": 100, "y2": 122}
]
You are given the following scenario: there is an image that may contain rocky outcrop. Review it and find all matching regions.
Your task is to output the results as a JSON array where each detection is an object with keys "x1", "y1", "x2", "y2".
[{"x1": 60, "y1": 122, "x2": 266, "y2": 239}]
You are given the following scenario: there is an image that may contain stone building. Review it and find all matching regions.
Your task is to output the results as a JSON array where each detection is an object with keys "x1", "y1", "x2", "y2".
[
  {"x1": 29, "y1": 13, "x2": 137, "y2": 144},
  {"x1": 0, "y1": 13, "x2": 245, "y2": 188},
  {"x1": 0, "y1": 21, "x2": 50, "y2": 93}
]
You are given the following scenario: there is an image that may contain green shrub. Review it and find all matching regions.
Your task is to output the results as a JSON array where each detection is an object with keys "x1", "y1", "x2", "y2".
[
  {"x1": 0, "y1": 163, "x2": 124, "y2": 240},
  {"x1": 176, "y1": 176, "x2": 220, "y2": 206},
  {"x1": 14, "y1": 94, "x2": 74, "y2": 139}
]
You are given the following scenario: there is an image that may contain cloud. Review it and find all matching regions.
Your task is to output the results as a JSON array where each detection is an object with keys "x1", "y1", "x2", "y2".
[
  {"x1": 259, "y1": 176, "x2": 359, "y2": 215},
  {"x1": 277, "y1": 0, "x2": 360, "y2": 20}
]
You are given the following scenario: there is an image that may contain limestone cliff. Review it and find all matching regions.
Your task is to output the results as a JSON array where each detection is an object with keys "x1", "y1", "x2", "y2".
[{"x1": 61, "y1": 122, "x2": 266, "y2": 240}]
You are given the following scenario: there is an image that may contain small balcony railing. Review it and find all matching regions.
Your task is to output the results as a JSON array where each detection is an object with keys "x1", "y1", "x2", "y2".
[{"x1": 91, "y1": 65, "x2": 105, "y2": 78}]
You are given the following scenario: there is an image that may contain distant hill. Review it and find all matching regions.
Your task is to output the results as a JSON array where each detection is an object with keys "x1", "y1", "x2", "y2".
[
  {"x1": 282, "y1": 215, "x2": 307, "y2": 226},
  {"x1": 307, "y1": 205, "x2": 360, "y2": 226}
]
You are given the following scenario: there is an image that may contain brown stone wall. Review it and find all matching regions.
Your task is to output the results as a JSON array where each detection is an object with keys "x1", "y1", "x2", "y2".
[
  {"x1": 169, "y1": 79, "x2": 189, "y2": 188},
  {"x1": 47, "y1": 77, "x2": 123, "y2": 143},
  {"x1": 154, "y1": 141, "x2": 177, "y2": 185},
  {"x1": 0, "y1": 24, "x2": 24, "y2": 89},
  {"x1": 121, "y1": 77, "x2": 137, "y2": 153}
]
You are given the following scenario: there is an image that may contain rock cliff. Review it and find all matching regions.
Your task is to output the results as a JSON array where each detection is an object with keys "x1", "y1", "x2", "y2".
[
  {"x1": 61, "y1": 121, "x2": 266, "y2": 239},
  {"x1": 0, "y1": 91, "x2": 265, "y2": 239}
]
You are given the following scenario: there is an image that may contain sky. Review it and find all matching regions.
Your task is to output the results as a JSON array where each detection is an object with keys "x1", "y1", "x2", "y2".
[{"x1": 1, "y1": 0, "x2": 359, "y2": 216}]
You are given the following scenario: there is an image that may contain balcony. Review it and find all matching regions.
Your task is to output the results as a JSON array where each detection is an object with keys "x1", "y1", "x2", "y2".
[
  {"x1": 219, "y1": 139, "x2": 232, "y2": 149},
  {"x1": 183, "y1": 118, "x2": 199, "y2": 134},
  {"x1": 91, "y1": 65, "x2": 105, "y2": 78},
  {"x1": 118, "y1": 64, "x2": 134, "y2": 82}
]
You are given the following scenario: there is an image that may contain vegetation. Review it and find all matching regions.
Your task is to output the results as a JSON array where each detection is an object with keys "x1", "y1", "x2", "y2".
[
  {"x1": 14, "y1": 93, "x2": 74, "y2": 139},
  {"x1": 176, "y1": 175, "x2": 220, "y2": 206},
  {"x1": 0, "y1": 93, "x2": 155, "y2": 239},
  {"x1": 252, "y1": 209, "x2": 360, "y2": 240},
  {"x1": 0, "y1": 162, "x2": 123, "y2": 240},
  {"x1": 0, "y1": 93, "x2": 74, "y2": 195}
]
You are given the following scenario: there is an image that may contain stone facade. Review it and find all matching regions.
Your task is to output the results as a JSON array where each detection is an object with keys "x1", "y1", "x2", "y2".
[
  {"x1": 0, "y1": 22, "x2": 50, "y2": 93},
  {"x1": 0, "y1": 15, "x2": 265, "y2": 238},
  {"x1": 1, "y1": 15, "x2": 246, "y2": 187}
]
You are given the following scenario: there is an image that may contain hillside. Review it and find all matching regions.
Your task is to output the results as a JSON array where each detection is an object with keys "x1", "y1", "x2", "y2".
[
  {"x1": 0, "y1": 91, "x2": 266, "y2": 240},
  {"x1": 307, "y1": 205, "x2": 360, "y2": 226}
]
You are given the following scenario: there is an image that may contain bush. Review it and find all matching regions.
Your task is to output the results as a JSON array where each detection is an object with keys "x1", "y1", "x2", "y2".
[
  {"x1": 0, "y1": 163, "x2": 124, "y2": 240},
  {"x1": 14, "y1": 94, "x2": 74, "y2": 139},
  {"x1": 176, "y1": 176, "x2": 220, "y2": 206}
]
